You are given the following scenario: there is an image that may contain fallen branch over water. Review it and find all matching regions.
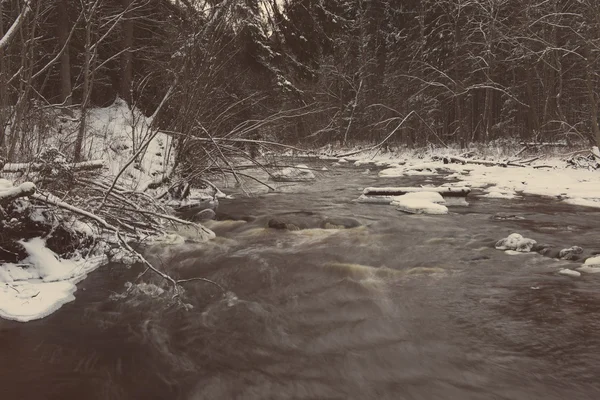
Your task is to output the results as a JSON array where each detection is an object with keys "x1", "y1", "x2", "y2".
[{"x1": 363, "y1": 186, "x2": 471, "y2": 197}]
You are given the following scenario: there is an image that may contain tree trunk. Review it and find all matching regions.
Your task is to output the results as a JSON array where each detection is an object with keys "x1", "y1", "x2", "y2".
[
  {"x1": 120, "y1": 0, "x2": 134, "y2": 104},
  {"x1": 584, "y1": 46, "x2": 600, "y2": 147},
  {"x1": 0, "y1": 0, "x2": 7, "y2": 149},
  {"x1": 57, "y1": 0, "x2": 72, "y2": 106},
  {"x1": 74, "y1": 2, "x2": 95, "y2": 162},
  {"x1": 525, "y1": 67, "x2": 540, "y2": 139}
]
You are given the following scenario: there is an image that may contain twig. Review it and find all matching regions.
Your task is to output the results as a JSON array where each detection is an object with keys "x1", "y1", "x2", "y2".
[
  {"x1": 115, "y1": 230, "x2": 178, "y2": 292},
  {"x1": 176, "y1": 277, "x2": 225, "y2": 293},
  {"x1": 335, "y1": 111, "x2": 416, "y2": 158},
  {"x1": 32, "y1": 192, "x2": 116, "y2": 231}
]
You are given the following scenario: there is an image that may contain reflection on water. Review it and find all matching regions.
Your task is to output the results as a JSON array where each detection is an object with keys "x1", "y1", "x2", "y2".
[{"x1": 2, "y1": 163, "x2": 600, "y2": 399}]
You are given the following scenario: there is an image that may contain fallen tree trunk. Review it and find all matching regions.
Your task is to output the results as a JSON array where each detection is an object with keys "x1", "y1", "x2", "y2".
[
  {"x1": 31, "y1": 192, "x2": 116, "y2": 231},
  {"x1": 444, "y1": 156, "x2": 507, "y2": 167},
  {"x1": 0, "y1": 182, "x2": 36, "y2": 204},
  {"x1": 363, "y1": 186, "x2": 471, "y2": 197},
  {"x1": 520, "y1": 142, "x2": 567, "y2": 147},
  {"x1": 2, "y1": 160, "x2": 105, "y2": 173}
]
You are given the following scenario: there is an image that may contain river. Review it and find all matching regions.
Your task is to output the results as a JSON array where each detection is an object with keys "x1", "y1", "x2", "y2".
[{"x1": 2, "y1": 161, "x2": 600, "y2": 399}]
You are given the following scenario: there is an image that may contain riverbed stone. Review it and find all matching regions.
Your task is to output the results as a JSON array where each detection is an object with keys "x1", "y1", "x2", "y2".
[
  {"x1": 270, "y1": 164, "x2": 316, "y2": 182},
  {"x1": 267, "y1": 214, "x2": 362, "y2": 231},
  {"x1": 558, "y1": 246, "x2": 584, "y2": 261},
  {"x1": 495, "y1": 233, "x2": 536, "y2": 252}
]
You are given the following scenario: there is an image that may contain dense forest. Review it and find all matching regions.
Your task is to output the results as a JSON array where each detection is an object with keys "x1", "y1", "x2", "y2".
[{"x1": 1, "y1": 0, "x2": 600, "y2": 163}]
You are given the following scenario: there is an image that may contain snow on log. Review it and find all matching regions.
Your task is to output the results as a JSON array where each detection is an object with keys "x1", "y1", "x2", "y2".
[
  {"x1": 354, "y1": 194, "x2": 397, "y2": 204},
  {"x1": 362, "y1": 186, "x2": 471, "y2": 197},
  {"x1": 31, "y1": 193, "x2": 116, "y2": 231},
  {"x1": 520, "y1": 142, "x2": 567, "y2": 147},
  {"x1": 1, "y1": 160, "x2": 105, "y2": 173},
  {"x1": 444, "y1": 156, "x2": 507, "y2": 167},
  {"x1": 0, "y1": 181, "x2": 36, "y2": 204}
]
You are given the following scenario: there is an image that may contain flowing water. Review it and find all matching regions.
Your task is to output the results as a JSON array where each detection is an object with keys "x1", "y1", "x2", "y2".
[{"x1": 2, "y1": 162, "x2": 600, "y2": 400}]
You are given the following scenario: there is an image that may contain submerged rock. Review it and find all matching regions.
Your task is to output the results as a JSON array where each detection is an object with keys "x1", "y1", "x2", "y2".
[
  {"x1": 491, "y1": 213, "x2": 525, "y2": 221},
  {"x1": 194, "y1": 209, "x2": 216, "y2": 221},
  {"x1": 267, "y1": 214, "x2": 361, "y2": 231},
  {"x1": 166, "y1": 196, "x2": 218, "y2": 220},
  {"x1": 558, "y1": 246, "x2": 584, "y2": 261},
  {"x1": 320, "y1": 217, "x2": 362, "y2": 229},
  {"x1": 270, "y1": 164, "x2": 316, "y2": 182}
]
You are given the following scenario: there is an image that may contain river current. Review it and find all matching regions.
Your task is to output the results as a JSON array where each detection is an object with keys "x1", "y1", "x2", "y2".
[{"x1": 2, "y1": 161, "x2": 600, "y2": 399}]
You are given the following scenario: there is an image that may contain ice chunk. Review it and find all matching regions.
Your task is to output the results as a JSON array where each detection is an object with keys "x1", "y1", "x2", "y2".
[{"x1": 558, "y1": 269, "x2": 581, "y2": 277}]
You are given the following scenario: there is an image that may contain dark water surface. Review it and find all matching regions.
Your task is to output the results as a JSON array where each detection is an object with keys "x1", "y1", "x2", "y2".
[{"x1": 2, "y1": 161, "x2": 600, "y2": 399}]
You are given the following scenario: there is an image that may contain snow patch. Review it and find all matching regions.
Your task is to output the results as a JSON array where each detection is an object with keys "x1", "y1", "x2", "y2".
[
  {"x1": 576, "y1": 265, "x2": 600, "y2": 274},
  {"x1": 392, "y1": 191, "x2": 446, "y2": 204},
  {"x1": 583, "y1": 256, "x2": 600, "y2": 266},
  {"x1": 482, "y1": 187, "x2": 518, "y2": 199},
  {"x1": 391, "y1": 192, "x2": 449, "y2": 215},
  {"x1": 563, "y1": 197, "x2": 600, "y2": 208},
  {"x1": 504, "y1": 250, "x2": 536, "y2": 256},
  {"x1": 0, "y1": 238, "x2": 107, "y2": 322}
]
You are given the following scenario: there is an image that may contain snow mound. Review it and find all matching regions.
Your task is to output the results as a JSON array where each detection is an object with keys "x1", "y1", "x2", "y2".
[
  {"x1": 404, "y1": 167, "x2": 438, "y2": 176},
  {"x1": 271, "y1": 164, "x2": 316, "y2": 182},
  {"x1": 0, "y1": 238, "x2": 107, "y2": 322},
  {"x1": 576, "y1": 265, "x2": 600, "y2": 274},
  {"x1": 85, "y1": 98, "x2": 175, "y2": 191},
  {"x1": 392, "y1": 193, "x2": 449, "y2": 215},
  {"x1": 495, "y1": 233, "x2": 537, "y2": 252},
  {"x1": 563, "y1": 198, "x2": 600, "y2": 208},
  {"x1": 583, "y1": 256, "x2": 600, "y2": 266},
  {"x1": 378, "y1": 166, "x2": 405, "y2": 177},
  {"x1": 482, "y1": 187, "x2": 518, "y2": 199}
]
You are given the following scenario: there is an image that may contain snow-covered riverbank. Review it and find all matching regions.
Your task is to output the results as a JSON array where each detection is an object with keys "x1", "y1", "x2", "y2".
[
  {"x1": 0, "y1": 99, "x2": 215, "y2": 322},
  {"x1": 314, "y1": 144, "x2": 600, "y2": 208}
]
